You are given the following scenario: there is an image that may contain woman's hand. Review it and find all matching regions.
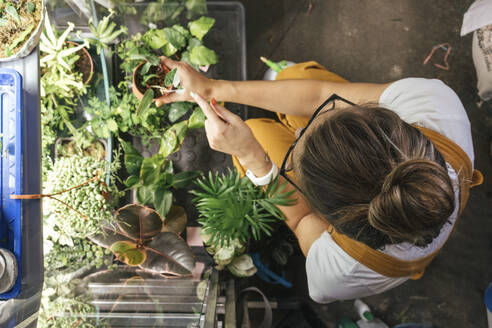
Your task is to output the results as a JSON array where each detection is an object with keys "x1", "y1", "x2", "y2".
[
  {"x1": 190, "y1": 92, "x2": 271, "y2": 175},
  {"x1": 155, "y1": 57, "x2": 213, "y2": 106}
]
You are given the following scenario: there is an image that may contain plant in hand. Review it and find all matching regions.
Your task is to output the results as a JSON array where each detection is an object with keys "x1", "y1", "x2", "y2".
[
  {"x1": 119, "y1": 16, "x2": 217, "y2": 97},
  {"x1": 90, "y1": 204, "x2": 195, "y2": 276}
]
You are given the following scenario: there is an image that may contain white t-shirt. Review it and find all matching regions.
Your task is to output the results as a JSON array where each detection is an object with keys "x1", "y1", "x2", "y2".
[{"x1": 305, "y1": 78, "x2": 475, "y2": 303}]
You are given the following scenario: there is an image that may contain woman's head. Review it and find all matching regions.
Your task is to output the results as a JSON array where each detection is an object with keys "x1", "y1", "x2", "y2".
[{"x1": 295, "y1": 105, "x2": 455, "y2": 249}]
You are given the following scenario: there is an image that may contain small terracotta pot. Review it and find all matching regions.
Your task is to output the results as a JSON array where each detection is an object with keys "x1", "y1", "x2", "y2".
[
  {"x1": 132, "y1": 61, "x2": 172, "y2": 101},
  {"x1": 66, "y1": 41, "x2": 94, "y2": 84}
]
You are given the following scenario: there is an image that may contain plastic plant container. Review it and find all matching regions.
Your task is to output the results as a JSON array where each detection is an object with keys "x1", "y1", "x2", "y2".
[{"x1": 0, "y1": 49, "x2": 43, "y2": 327}]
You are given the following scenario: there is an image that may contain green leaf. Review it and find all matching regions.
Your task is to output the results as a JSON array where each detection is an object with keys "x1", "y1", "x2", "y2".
[
  {"x1": 170, "y1": 120, "x2": 189, "y2": 144},
  {"x1": 164, "y1": 68, "x2": 177, "y2": 88},
  {"x1": 163, "y1": 205, "x2": 187, "y2": 235},
  {"x1": 187, "y1": 37, "x2": 202, "y2": 52},
  {"x1": 5, "y1": 5, "x2": 20, "y2": 24},
  {"x1": 26, "y1": 2, "x2": 36, "y2": 14},
  {"x1": 172, "y1": 24, "x2": 191, "y2": 40},
  {"x1": 120, "y1": 140, "x2": 144, "y2": 176},
  {"x1": 140, "y1": 62, "x2": 152, "y2": 76},
  {"x1": 162, "y1": 42, "x2": 178, "y2": 57},
  {"x1": 142, "y1": 73, "x2": 159, "y2": 85},
  {"x1": 188, "y1": 107, "x2": 206, "y2": 129},
  {"x1": 180, "y1": 51, "x2": 198, "y2": 70},
  {"x1": 6, "y1": 24, "x2": 34, "y2": 55},
  {"x1": 0, "y1": 18, "x2": 8, "y2": 27},
  {"x1": 168, "y1": 101, "x2": 193, "y2": 122},
  {"x1": 110, "y1": 240, "x2": 137, "y2": 254},
  {"x1": 136, "y1": 89, "x2": 154, "y2": 117},
  {"x1": 120, "y1": 248, "x2": 147, "y2": 266},
  {"x1": 153, "y1": 189, "x2": 173, "y2": 218},
  {"x1": 163, "y1": 27, "x2": 187, "y2": 50},
  {"x1": 185, "y1": 0, "x2": 207, "y2": 18},
  {"x1": 140, "y1": 154, "x2": 166, "y2": 186},
  {"x1": 106, "y1": 118, "x2": 118, "y2": 132},
  {"x1": 156, "y1": 172, "x2": 174, "y2": 189},
  {"x1": 189, "y1": 45, "x2": 218, "y2": 66},
  {"x1": 159, "y1": 129, "x2": 178, "y2": 157},
  {"x1": 137, "y1": 185, "x2": 154, "y2": 205},
  {"x1": 188, "y1": 17, "x2": 215, "y2": 41},
  {"x1": 124, "y1": 175, "x2": 140, "y2": 188},
  {"x1": 173, "y1": 171, "x2": 201, "y2": 189},
  {"x1": 142, "y1": 29, "x2": 168, "y2": 49}
]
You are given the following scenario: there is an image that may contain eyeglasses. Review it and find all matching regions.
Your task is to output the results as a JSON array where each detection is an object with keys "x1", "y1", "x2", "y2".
[{"x1": 279, "y1": 94, "x2": 355, "y2": 193}]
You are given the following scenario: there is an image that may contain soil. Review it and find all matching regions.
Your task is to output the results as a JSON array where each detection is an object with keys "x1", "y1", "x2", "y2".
[
  {"x1": 135, "y1": 64, "x2": 172, "y2": 98},
  {"x1": 66, "y1": 41, "x2": 93, "y2": 84},
  {"x1": 0, "y1": 0, "x2": 43, "y2": 58}
]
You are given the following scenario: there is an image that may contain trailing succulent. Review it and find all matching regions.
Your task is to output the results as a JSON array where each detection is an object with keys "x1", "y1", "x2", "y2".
[
  {"x1": 192, "y1": 169, "x2": 296, "y2": 276},
  {"x1": 43, "y1": 154, "x2": 121, "y2": 244}
]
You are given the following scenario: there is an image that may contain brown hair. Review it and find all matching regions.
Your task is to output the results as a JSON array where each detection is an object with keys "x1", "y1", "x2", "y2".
[{"x1": 296, "y1": 105, "x2": 455, "y2": 249}]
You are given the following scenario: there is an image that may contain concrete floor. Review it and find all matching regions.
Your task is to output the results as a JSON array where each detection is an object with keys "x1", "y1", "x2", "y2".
[{"x1": 227, "y1": 0, "x2": 492, "y2": 327}]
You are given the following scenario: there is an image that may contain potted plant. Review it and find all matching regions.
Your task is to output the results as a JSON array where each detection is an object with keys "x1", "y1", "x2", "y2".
[
  {"x1": 0, "y1": 0, "x2": 45, "y2": 59},
  {"x1": 90, "y1": 204, "x2": 195, "y2": 277},
  {"x1": 123, "y1": 16, "x2": 218, "y2": 102},
  {"x1": 132, "y1": 56, "x2": 178, "y2": 101},
  {"x1": 191, "y1": 169, "x2": 295, "y2": 277}
]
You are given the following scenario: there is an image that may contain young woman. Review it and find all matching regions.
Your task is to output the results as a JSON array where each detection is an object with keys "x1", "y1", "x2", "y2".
[{"x1": 156, "y1": 58, "x2": 482, "y2": 303}]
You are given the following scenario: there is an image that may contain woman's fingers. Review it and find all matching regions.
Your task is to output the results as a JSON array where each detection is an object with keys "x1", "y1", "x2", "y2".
[
  {"x1": 190, "y1": 92, "x2": 224, "y2": 126},
  {"x1": 210, "y1": 99, "x2": 239, "y2": 124},
  {"x1": 160, "y1": 56, "x2": 180, "y2": 70},
  {"x1": 155, "y1": 89, "x2": 187, "y2": 106}
]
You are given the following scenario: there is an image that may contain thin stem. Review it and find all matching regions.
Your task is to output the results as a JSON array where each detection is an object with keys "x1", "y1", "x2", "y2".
[
  {"x1": 47, "y1": 195, "x2": 89, "y2": 222},
  {"x1": 11, "y1": 174, "x2": 100, "y2": 199}
]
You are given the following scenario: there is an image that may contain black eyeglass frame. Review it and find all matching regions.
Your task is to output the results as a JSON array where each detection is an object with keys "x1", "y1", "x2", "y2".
[{"x1": 279, "y1": 94, "x2": 356, "y2": 192}]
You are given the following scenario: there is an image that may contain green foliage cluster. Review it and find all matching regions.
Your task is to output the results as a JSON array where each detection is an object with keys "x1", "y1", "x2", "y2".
[
  {"x1": 38, "y1": 2, "x2": 220, "y2": 323},
  {"x1": 121, "y1": 140, "x2": 200, "y2": 218},
  {"x1": 111, "y1": 0, "x2": 207, "y2": 27},
  {"x1": 192, "y1": 169, "x2": 296, "y2": 248}
]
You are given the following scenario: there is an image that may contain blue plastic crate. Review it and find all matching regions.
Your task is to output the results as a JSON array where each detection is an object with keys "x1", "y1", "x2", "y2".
[{"x1": 0, "y1": 68, "x2": 23, "y2": 299}]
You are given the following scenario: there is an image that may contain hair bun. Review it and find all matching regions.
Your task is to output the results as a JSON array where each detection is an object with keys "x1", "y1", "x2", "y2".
[{"x1": 368, "y1": 159, "x2": 455, "y2": 245}]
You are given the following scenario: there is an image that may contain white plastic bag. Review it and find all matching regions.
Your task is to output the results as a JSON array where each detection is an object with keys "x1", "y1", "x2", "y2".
[
  {"x1": 461, "y1": 0, "x2": 492, "y2": 101},
  {"x1": 473, "y1": 25, "x2": 492, "y2": 101}
]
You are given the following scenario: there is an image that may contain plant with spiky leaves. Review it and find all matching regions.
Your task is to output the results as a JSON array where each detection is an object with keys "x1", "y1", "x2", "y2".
[
  {"x1": 87, "y1": 10, "x2": 127, "y2": 54},
  {"x1": 191, "y1": 169, "x2": 296, "y2": 248}
]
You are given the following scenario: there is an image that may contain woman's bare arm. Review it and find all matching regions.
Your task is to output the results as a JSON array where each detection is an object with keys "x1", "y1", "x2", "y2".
[
  {"x1": 210, "y1": 79, "x2": 392, "y2": 117},
  {"x1": 156, "y1": 57, "x2": 391, "y2": 117}
]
